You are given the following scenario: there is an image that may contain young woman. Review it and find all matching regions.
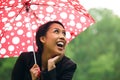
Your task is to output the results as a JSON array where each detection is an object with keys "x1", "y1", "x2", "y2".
[{"x1": 11, "y1": 21, "x2": 77, "y2": 80}]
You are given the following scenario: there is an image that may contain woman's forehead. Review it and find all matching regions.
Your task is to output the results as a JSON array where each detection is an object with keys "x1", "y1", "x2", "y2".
[{"x1": 49, "y1": 23, "x2": 65, "y2": 30}]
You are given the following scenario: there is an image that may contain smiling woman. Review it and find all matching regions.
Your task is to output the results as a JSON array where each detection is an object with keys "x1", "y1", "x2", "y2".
[{"x1": 11, "y1": 21, "x2": 77, "y2": 80}]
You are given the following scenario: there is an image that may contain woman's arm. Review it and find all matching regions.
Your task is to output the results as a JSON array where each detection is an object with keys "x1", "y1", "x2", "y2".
[{"x1": 41, "y1": 56, "x2": 77, "y2": 80}]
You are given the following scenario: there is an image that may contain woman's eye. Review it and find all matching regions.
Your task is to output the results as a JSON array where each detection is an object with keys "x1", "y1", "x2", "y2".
[
  {"x1": 63, "y1": 31, "x2": 66, "y2": 36},
  {"x1": 54, "y1": 29, "x2": 59, "y2": 33}
]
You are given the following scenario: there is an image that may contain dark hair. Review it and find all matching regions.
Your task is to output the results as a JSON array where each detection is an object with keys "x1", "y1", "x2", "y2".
[{"x1": 36, "y1": 21, "x2": 65, "y2": 53}]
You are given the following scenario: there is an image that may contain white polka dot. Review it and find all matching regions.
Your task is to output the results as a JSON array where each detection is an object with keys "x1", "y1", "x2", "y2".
[
  {"x1": 70, "y1": 28, "x2": 73, "y2": 31},
  {"x1": 31, "y1": 5, "x2": 38, "y2": 10},
  {"x1": 74, "y1": 32, "x2": 78, "y2": 35},
  {"x1": 17, "y1": 5, "x2": 23, "y2": 8},
  {"x1": 76, "y1": 23, "x2": 82, "y2": 29},
  {"x1": 83, "y1": 27, "x2": 87, "y2": 31},
  {"x1": 8, "y1": 26, "x2": 13, "y2": 31},
  {"x1": 45, "y1": 17, "x2": 50, "y2": 21},
  {"x1": 21, "y1": 42, "x2": 25, "y2": 46},
  {"x1": 47, "y1": 1, "x2": 55, "y2": 5},
  {"x1": 66, "y1": 32, "x2": 71, "y2": 39},
  {"x1": 80, "y1": 17, "x2": 86, "y2": 22},
  {"x1": 0, "y1": 44, "x2": 1, "y2": 48},
  {"x1": 4, "y1": 23, "x2": 13, "y2": 31},
  {"x1": 25, "y1": 17, "x2": 30, "y2": 22},
  {"x1": 8, "y1": 11, "x2": 15, "y2": 17},
  {"x1": 38, "y1": 14, "x2": 44, "y2": 19},
  {"x1": 0, "y1": 48, "x2": 6, "y2": 54},
  {"x1": 46, "y1": 6, "x2": 54, "y2": 13},
  {"x1": 26, "y1": 23, "x2": 30, "y2": 29},
  {"x1": 32, "y1": 25, "x2": 37, "y2": 30},
  {"x1": 17, "y1": 29, "x2": 23, "y2": 35},
  {"x1": 27, "y1": 40, "x2": 30, "y2": 43},
  {"x1": 9, "y1": 1, "x2": 15, "y2": 5},
  {"x1": 11, "y1": 32, "x2": 14, "y2": 36},
  {"x1": 2, "y1": 18, "x2": 8, "y2": 22},
  {"x1": 16, "y1": 22, "x2": 22, "y2": 27},
  {"x1": 59, "y1": 3, "x2": 65, "y2": 6},
  {"x1": 69, "y1": 21, "x2": 75, "y2": 26},
  {"x1": 27, "y1": 46, "x2": 34, "y2": 51},
  {"x1": 12, "y1": 37, "x2": 20, "y2": 44},
  {"x1": 0, "y1": 30, "x2": 1, "y2": 34},
  {"x1": 51, "y1": 15, "x2": 57, "y2": 19},
  {"x1": 5, "y1": 23, "x2": 10, "y2": 27},
  {"x1": 8, "y1": 45, "x2": 14, "y2": 51},
  {"x1": 26, "y1": 32, "x2": 32, "y2": 37},
  {"x1": 4, "y1": 55, "x2": 9, "y2": 58},
  {"x1": 1, "y1": 37, "x2": 6, "y2": 43},
  {"x1": 60, "y1": 12, "x2": 67, "y2": 19},
  {"x1": 6, "y1": 35, "x2": 10, "y2": 39},
  {"x1": 15, "y1": 15, "x2": 22, "y2": 21},
  {"x1": 69, "y1": 14, "x2": 75, "y2": 20}
]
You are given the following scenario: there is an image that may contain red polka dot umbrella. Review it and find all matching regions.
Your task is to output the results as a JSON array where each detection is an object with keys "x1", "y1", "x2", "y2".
[{"x1": 0, "y1": 0, "x2": 94, "y2": 58}]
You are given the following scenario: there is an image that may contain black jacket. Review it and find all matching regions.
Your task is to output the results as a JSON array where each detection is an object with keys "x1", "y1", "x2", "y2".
[{"x1": 11, "y1": 52, "x2": 76, "y2": 80}]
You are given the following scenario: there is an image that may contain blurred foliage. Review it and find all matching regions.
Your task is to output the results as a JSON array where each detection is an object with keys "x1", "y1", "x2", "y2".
[
  {"x1": 66, "y1": 8, "x2": 120, "y2": 80},
  {"x1": 0, "y1": 8, "x2": 120, "y2": 80}
]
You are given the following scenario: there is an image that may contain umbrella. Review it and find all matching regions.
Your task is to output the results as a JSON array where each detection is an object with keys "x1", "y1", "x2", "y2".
[{"x1": 0, "y1": 0, "x2": 94, "y2": 59}]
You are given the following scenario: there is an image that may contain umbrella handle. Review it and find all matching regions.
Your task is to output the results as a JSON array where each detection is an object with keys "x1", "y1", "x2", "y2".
[{"x1": 33, "y1": 51, "x2": 37, "y2": 64}]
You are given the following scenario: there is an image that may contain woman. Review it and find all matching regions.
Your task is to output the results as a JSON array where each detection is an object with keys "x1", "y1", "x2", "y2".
[{"x1": 11, "y1": 21, "x2": 77, "y2": 80}]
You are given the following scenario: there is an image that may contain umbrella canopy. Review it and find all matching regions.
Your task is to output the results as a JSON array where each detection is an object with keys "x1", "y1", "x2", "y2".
[{"x1": 0, "y1": 0, "x2": 94, "y2": 58}]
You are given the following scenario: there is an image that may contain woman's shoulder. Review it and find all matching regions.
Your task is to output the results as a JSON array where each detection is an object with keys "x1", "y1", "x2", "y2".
[
  {"x1": 59, "y1": 56, "x2": 76, "y2": 67},
  {"x1": 20, "y1": 51, "x2": 40, "y2": 58},
  {"x1": 20, "y1": 51, "x2": 34, "y2": 57},
  {"x1": 18, "y1": 51, "x2": 37, "y2": 62}
]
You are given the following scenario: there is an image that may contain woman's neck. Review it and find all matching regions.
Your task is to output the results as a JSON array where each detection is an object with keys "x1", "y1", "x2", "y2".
[{"x1": 41, "y1": 51, "x2": 51, "y2": 70}]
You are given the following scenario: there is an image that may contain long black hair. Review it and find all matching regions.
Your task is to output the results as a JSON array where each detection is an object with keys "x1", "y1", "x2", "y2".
[{"x1": 36, "y1": 21, "x2": 65, "y2": 54}]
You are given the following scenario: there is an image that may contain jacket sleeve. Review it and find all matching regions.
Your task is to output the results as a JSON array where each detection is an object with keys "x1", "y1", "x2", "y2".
[
  {"x1": 11, "y1": 53, "x2": 26, "y2": 80},
  {"x1": 59, "y1": 63, "x2": 77, "y2": 80},
  {"x1": 41, "y1": 63, "x2": 77, "y2": 80}
]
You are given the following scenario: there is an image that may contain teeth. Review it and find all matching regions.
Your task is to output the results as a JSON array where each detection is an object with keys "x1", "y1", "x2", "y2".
[{"x1": 57, "y1": 42, "x2": 64, "y2": 47}]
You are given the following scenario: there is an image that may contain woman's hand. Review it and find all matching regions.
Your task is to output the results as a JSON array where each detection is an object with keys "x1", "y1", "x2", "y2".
[
  {"x1": 48, "y1": 55, "x2": 63, "y2": 71},
  {"x1": 30, "y1": 64, "x2": 41, "y2": 80}
]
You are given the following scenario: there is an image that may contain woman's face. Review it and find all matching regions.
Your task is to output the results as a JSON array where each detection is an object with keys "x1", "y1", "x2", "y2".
[{"x1": 41, "y1": 23, "x2": 67, "y2": 57}]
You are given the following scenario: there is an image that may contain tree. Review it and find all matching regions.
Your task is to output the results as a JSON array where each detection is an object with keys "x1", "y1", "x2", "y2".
[{"x1": 66, "y1": 8, "x2": 120, "y2": 80}]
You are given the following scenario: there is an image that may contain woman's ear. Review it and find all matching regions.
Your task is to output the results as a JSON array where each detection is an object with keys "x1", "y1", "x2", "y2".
[{"x1": 40, "y1": 36, "x2": 46, "y2": 43}]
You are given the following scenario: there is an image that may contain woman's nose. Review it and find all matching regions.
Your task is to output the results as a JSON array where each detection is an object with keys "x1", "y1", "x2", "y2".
[{"x1": 59, "y1": 33, "x2": 66, "y2": 40}]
